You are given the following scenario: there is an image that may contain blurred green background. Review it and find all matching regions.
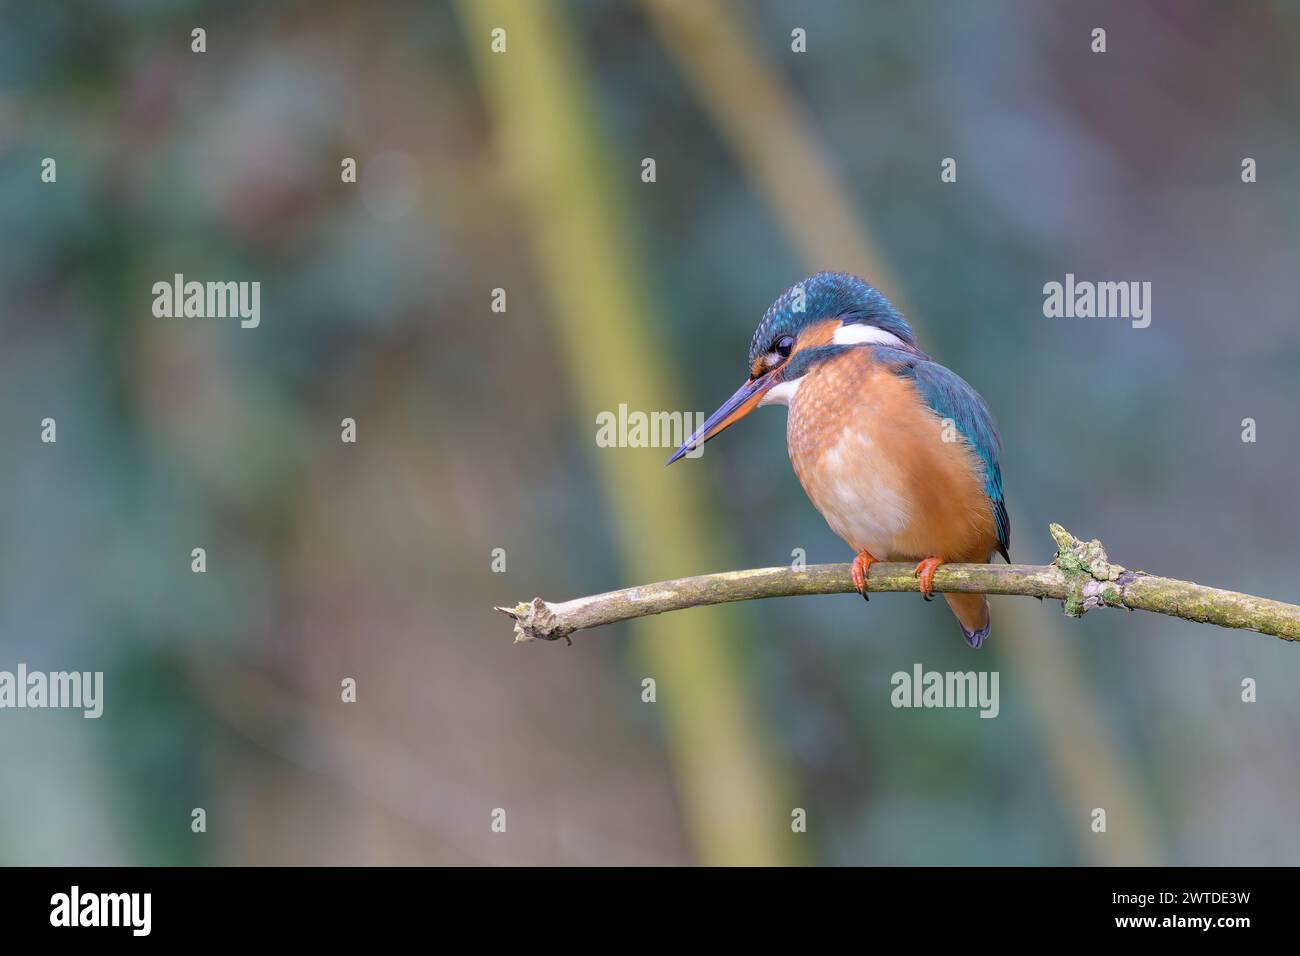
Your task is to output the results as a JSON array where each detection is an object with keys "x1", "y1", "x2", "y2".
[{"x1": 3, "y1": 0, "x2": 1299, "y2": 865}]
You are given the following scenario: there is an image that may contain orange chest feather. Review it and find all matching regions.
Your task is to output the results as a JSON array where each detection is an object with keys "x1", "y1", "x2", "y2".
[{"x1": 785, "y1": 351, "x2": 997, "y2": 562}]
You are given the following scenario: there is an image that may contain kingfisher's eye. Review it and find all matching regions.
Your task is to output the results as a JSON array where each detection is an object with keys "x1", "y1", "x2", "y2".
[{"x1": 774, "y1": 335, "x2": 794, "y2": 359}]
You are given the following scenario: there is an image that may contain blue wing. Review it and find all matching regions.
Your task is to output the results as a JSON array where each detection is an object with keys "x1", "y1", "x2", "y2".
[{"x1": 874, "y1": 346, "x2": 1010, "y2": 560}]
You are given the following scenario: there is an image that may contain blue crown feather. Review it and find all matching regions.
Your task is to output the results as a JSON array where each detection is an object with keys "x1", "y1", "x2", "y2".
[{"x1": 748, "y1": 272, "x2": 916, "y2": 367}]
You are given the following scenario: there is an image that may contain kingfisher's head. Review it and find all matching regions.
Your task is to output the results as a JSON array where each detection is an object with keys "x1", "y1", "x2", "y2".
[{"x1": 668, "y1": 272, "x2": 915, "y2": 464}]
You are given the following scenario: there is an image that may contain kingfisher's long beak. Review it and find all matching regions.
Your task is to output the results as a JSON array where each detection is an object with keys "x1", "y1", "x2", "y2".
[{"x1": 666, "y1": 374, "x2": 772, "y2": 465}]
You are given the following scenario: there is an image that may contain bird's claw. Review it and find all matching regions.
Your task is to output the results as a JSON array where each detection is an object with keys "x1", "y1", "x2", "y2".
[
  {"x1": 851, "y1": 550, "x2": 877, "y2": 601},
  {"x1": 913, "y1": 557, "x2": 945, "y2": 601}
]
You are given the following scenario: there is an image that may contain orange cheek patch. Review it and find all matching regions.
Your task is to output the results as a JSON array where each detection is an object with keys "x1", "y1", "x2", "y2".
[
  {"x1": 752, "y1": 319, "x2": 839, "y2": 378},
  {"x1": 795, "y1": 318, "x2": 841, "y2": 350}
]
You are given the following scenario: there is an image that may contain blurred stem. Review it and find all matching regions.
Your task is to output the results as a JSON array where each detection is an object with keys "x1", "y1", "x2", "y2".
[
  {"x1": 642, "y1": 0, "x2": 907, "y2": 306},
  {"x1": 643, "y1": 0, "x2": 1159, "y2": 864},
  {"x1": 456, "y1": 0, "x2": 799, "y2": 864}
]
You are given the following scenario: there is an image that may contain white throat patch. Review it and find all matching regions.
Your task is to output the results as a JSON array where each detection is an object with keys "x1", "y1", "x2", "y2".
[{"x1": 759, "y1": 378, "x2": 802, "y2": 407}]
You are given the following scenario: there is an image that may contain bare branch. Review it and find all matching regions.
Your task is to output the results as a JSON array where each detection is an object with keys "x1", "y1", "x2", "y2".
[{"x1": 495, "y1": 525, "x2": 1300, "y2": 645}]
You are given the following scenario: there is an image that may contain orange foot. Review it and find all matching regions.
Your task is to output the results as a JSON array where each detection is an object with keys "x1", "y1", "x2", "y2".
[
  {"x1": 851, "y1": 550, "x2": 877, "y2": 601},
  {"x1": 913, "y1": 557, "x2": 945, "y2": 602}
]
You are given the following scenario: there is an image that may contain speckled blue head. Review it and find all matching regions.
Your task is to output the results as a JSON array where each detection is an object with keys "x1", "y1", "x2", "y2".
[{"x1": 747, "y1": 272, "x2": 915, "y2": 369}]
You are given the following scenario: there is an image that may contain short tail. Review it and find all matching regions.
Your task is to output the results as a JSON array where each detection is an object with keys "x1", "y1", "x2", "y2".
[{"x1": 943, "y1": 593, "x2": 990, "y2": 648}]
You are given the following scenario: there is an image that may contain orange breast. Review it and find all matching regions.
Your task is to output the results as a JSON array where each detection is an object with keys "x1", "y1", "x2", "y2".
[{"x1": 786, "y1": 350, "x2": 999, "y2": 563}]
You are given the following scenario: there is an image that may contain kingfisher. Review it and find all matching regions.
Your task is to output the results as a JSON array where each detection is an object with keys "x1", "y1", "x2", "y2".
[{"x1": 667, "y1": 272, "x2": 1009, "y2": 648}]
